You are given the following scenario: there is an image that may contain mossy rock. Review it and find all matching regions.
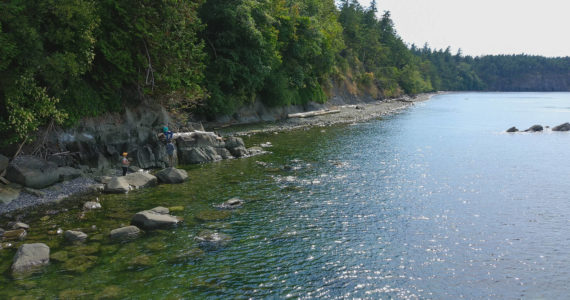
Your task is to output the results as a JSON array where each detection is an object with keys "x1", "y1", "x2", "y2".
[
  {"x1": 194, "y1": 210, "x2": 231, "y2": 222},
  {"x1": 127, "y1": 255, "x2": 154, "y2": 267},
  {"x1": 50, "y1": 251, "x2": 69, "y2": 262},
  {"x1": 168, "y1": 206, "x2": 184, "y2": 212},
  {"x1": 144, "y1": 241, "x2": 167, "y2": 252},
  {"x1": 71, "y1": 243, "x2": 101, "y2": 256},
  {"x1": 94, "y1": 285, "x2": 123, "y2": 300},
  {"x1": 59, "y1": 289, "x2": 92, "y2": 299},
  {"x1": 62, "y1": 255, "x2": 97, "y2": 273}
]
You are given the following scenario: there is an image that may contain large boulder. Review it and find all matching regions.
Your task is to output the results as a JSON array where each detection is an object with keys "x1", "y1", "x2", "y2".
[
  {"x1": 124, "y1": 172, "x2": 157, "y2": 189},
  {"x1": 524, "y1": 124, "x2": 543, "y2": 132},
  {"x1": 225, "y1": 137, "x2": 249, "y2": 158},
  {"x1": 103, "y1": 177, "x2": 130, "y2": 193},
  {"x1": 5, "y1": 157, "x2": 60, "y2": 189},
  {"x1": 155, "y1": 168, "x2": 188, "y2": 184},
  {"x1": 12, "y1": 243, "x2": 50, "y2": 274},
  {"x1": 552, "y1": 122, "x2": 570, "y2": 131},
  {"x1": 131, "y1": 207, "x2": 180, "y2": 230},
  {"x1": 110, "y1": 226, "x2": 141, "y2": 241},
  {"x1": 178, "y1": 146, "x2": 221, "y2": 164}
]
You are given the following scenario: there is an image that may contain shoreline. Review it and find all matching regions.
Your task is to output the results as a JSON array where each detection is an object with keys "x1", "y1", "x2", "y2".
[{"x1": 0, "y1": 92, "x2": 440, "y2": 217}]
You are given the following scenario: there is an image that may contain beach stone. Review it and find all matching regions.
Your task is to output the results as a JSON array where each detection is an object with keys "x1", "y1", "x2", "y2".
[
  {"x1": 3, "y1": 229, "x2": 27, "y2": 241},
  {"x1": 104, "y1": 177, "x2": 130, "y2": 193},
  {"x1": 155, "y1": 168, "x2": 188, "y2": 184},
  {"x1": 94, "y1": 176, "x2": 112, "y2": 184},
  {"x1": 62, "y1": 255, "x2": 97, "y2": 273},
  {"x1": 195, "y1": 210, "x2": 231, "y2": 222},
  {"x1": 195, "y1": 230, "x2": 231, "y2": 249},
  {"x1": 215, "y1": 197, "x2": 244, "y2": 209},
  {"x1": 11, "y1": 243, "x2": 50, "y2": 273},
  {"x1": 552, "y1": 122, "x2": 570, "y2": 131},
  {"x1": 5, "y1": 157, "x2": 60, "y2": 189},
  {"x1": 110, "y1": 226, "x2": 141, "y2": 241},
  {"x1": 124, "y1": 172, "x2": 157, "y2": 189},
  {"x1": 0, "y1": 186, "x2": 20, "y2": 204},
  {"x1": 56, "y1": 167, "x2": 82, "y2": 182},
  {"x1": 64, "y1": 230, "x2": 88, "y2": 243},
  {"x1": 83, "y1": 201, "x2": 102, "y2": 210},
  {"x1": 131, "y1": 209, "x2": 179, "y2": 230},
  {"x1": 524, "y1": 124, "x2": 543, "y2": 132},
  {"x1": 10, "y1": 222, "x2": 30, "y2": 230},
  {"x1": 0, "y1": 154, "x2": 9, "y2": 173},
  {"x1": 506, "y1": 126, "x2": 519, "y2": 133}
]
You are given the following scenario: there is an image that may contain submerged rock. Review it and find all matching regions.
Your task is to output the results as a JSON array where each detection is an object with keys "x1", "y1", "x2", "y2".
[
  {"x1": 131, "y1": 208, "x2": 180, "y2": 230},
  {"x1": 195, "y1": 230, "x2": 231, "y2": 249},
  {"x1": 62, "y1": 255, "x2": 97, "y2": 273},
  {"x1": 3, "y1": 229, "x2": 27, "y2": 241},
  {"x1": 552, "y1": 122, "x2": 570, "y2": 131},
  {"x1": 215, "y1": 198, "x2": 245, "y2": 210},
  {"x1": 50, "y1": 251, "x2": 69, "y2": 262},
  {"x1": 110, "y1": 226, "x2": 141, "y2": 241},
  {"x1": 155, "y1": 168, "x2": 188, "y2": 184},
  {"x1": 127, "y1": 255, "x2": 154, "y2": 267},
  {"x1": 83, "y1": 201, "x2": 102, "y2": 210},
  {"x1": 506, "y1": 126, "x2": 519, "y2": 133},
  {"x1": 524, "y1": 124, "x2": 543, "y2": 132},
  {"x1": 64, "y1": 230, "x2": 88, "y2": 243},
  {"x1": 12, "y1": 243, "x2": 50, "y2": 274}
]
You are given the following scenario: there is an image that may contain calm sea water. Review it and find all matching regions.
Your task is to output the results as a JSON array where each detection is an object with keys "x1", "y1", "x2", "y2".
[{"x1": 1, "y1": 92, "x2": 569, "y2": 299}]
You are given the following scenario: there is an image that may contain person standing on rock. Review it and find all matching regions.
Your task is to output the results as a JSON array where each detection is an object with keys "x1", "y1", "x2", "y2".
[
  {"x1": 163, "y1": 124, "x2": 173, "y2": 142},
  {"x1": 121, "y1": 152, "x2": 130, "y2": 176},
  {"x1": 166, "y1": 141, "x2": 175, "y2": 167}
]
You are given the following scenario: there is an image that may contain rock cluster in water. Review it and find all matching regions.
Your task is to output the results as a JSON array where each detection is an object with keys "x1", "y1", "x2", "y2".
[{"x1": 506, "y1": 122, "x2": 570, "y2": 133}]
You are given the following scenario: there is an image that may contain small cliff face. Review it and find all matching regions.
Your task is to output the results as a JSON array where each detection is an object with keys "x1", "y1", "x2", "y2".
[{"x1": 54, "y1": 104, "x2": 171, "y2": 171}]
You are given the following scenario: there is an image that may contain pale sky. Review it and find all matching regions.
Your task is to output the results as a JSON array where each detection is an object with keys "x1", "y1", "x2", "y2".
[{"x1": 357, "y1": 0, "x2": 570, "y2": 57}]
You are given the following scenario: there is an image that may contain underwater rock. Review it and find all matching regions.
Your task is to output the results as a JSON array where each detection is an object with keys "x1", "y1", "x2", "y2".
[
  {"x1": 127, "y1": 255, "x2": 154, "y2": 267},
  {"x1": 50, "y1": 251, "x2": 69, "y2": 262},
  {"x1": 171, "y1": 248, "x2": 205, "y2": 262},
  {"x1": 215, "y1": 197, "x2": 244, "y2": 210},
  {"x1": 59, "y1": 289, "x2": 92, "y2": 299},
  {"x1": 64, "y1": 230, "x2": 88, "y2": 243},
  {"x1": 83, "y1": 201, "x2": 102, "y2": 210},
  {"x1": 155, "y1": 167, "x2": 188, "y2": 184},
  {"x1": 195, "y1": 230, "x2": 231, "y2": 250},
  {"x1": 131, "y1": 208, "x2": 179, "y2": 230},
  {"x1": 12, "y1": 243, "x2": 50, "y2": 274},
  {"x1": 9, "y1": 222, "x2": 30, "y2": 230},
  {"x1": 73, "y1": 243, "x2": 101, "y2": 256},
  {"x1": 110, "y1": 226, "x2": 141, "y2": 241},
  {"x1": 3, "y1": 229, "x2": 27, "y2": 241},
  {"x1": 62, "y1": 255, "x2": 97, "y2": 273},
  {"x1": 195, "y1": 210, "x2": 231, "y2": 222},
  {"x1": 94, "y1": 285, "x2": 123, "y2": 300}
]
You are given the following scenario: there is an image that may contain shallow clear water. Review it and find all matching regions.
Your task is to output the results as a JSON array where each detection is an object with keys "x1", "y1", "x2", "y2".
[{"x1": 1, "y1": 92, "x2": 570, "y2": 299}]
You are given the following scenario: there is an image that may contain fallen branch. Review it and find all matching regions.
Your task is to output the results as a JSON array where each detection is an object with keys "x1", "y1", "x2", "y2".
[{"x1": 287, "y1": 109, "x2": 341, "y2": 119}]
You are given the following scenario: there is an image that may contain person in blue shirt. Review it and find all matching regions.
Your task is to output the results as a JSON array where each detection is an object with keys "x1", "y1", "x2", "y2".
[{"x1": 163, "y1": 124, "x2": 173, "y2": 142}]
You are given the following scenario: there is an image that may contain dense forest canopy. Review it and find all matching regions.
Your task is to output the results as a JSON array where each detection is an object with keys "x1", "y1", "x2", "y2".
[{"x1": 1, "y1": 0, "x2": 569, "y2": 145}]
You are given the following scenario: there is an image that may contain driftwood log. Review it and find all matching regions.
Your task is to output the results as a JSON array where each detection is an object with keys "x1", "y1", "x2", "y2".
[{"x1": 287, "y1": 109, "x2": 340, "y2": 119}]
